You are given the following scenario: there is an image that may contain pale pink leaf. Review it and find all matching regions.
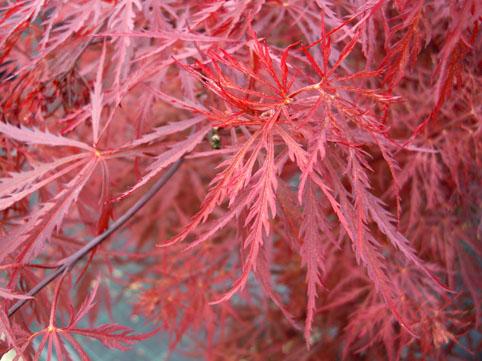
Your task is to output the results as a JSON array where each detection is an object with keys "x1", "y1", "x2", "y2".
[
  {"x1": 91, "y1": 41, "x2": 107, "y2": 145},
  {"x1": 116, "y1": 127, "x2": 209, "y2": 200},
  {"x1": 0, "y1": 154, "x2": 88, "y2": 211},
  {"x1": 124, "y1": 115, "x2": 205, "y2": 149},
  {"x1": 0, "y1": 123, "x2": 93, "y2": 151}
]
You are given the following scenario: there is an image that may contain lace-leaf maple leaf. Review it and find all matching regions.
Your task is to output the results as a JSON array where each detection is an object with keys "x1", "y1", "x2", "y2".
[
  {"x1": 299, "y1": 179, "x2": 328, "y2": 346},
  {"x1": 0, "y1": 153, "x2": 88, "y2": 211},
  {"x1": 0, "y1": 122, "x2": 94, "y2": 151},
  {"x1": 1, "y1": 158, "x2": 98, "y2": 263},
  {"x1": 14, "y1": 276, "x2": 157, "y2": 361},
  {"x1": 0, "y1": 122, "x2": 98, "y2": 263},
  {"x1": 0, "y1": 287, "x2": 31, "y2": 300},
  {"x1": 115, "y1": 125, "x2": 210, "y2": 201}
]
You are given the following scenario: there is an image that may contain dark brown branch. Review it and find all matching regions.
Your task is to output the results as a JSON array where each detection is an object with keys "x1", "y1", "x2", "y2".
[{"x1": 8, "y1": 159, "x2": 183, "y2": 318}]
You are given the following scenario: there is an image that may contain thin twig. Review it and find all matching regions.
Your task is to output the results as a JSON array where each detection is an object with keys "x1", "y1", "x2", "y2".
[{"x1": 8, "y1": 159, "x2": 183, "y2": 318}]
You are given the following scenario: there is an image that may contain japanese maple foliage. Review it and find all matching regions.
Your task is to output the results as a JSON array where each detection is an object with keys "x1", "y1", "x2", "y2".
[{"x1": 0, "y1": 0, "x2": 480, "y2": 360}]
